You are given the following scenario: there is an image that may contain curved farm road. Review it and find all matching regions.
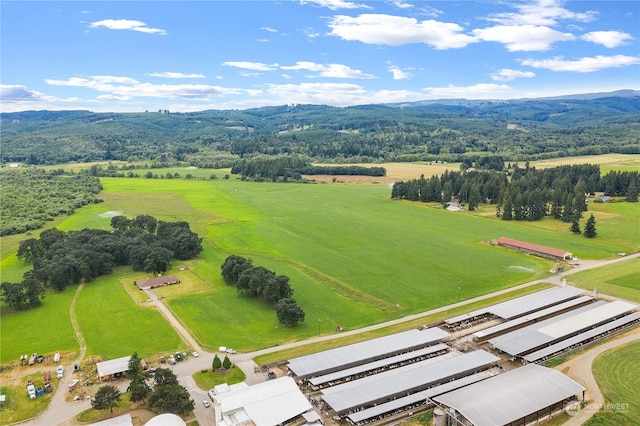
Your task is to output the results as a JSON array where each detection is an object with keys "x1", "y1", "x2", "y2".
[
  {"x1": 557, "y1": 332, "x2": 640, "y2": 426},
  {"x1": 18, "y1": 252, "x2": 639, "y2": 425}
]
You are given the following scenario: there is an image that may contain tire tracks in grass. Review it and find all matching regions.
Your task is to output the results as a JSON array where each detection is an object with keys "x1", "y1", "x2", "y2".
[
  {"x1": 212, "y1": 242, "x2": 400, "y2": 313},
  {"x1": 69, "y1": 283, "x2": 87, "y2": 361}
]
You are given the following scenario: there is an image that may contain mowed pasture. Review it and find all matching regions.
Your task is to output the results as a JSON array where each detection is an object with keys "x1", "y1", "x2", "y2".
[
  {"x1": 1, "y1": 155, "x2": 638, "y2": 357},
  {"x1": 569, "y1": 259, "x2": 640, "y2": 303},
  {"x1": 584, "y1": 340, "x2": 640, "y2": 426},
  {"x1": 74, "y1": 273, "x2": 184, "y2": 360}
]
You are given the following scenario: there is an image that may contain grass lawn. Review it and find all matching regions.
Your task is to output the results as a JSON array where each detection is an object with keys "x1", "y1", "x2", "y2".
[
  {"x1": 583, "y1": 340, "x2": 640, "y2": 426},
  {"x1": 569, "y1": 259, "x2": 640, "y2": 303},
  {"x1": 192, "y1": 366, "x2": 246, "y2": 391},
  {"x1": 0, "y1": 289, "x2": 77, "y2": 363},
  {"x1": 0, "y1": 373, "x2": 56, "y2": 424},
  {"x1": 74, "y1": 274, "x2": 184, "y2": 360}
]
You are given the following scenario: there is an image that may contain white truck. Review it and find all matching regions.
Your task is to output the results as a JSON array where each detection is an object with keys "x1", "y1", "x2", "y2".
[{"x1": 27, "y1": 384, "x2": 36, "y2": 400}]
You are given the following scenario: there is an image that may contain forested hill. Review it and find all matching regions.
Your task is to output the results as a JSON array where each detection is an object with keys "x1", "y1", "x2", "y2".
[{"x1": 2, "y1": 92, "x2": 639, "y2": 166}]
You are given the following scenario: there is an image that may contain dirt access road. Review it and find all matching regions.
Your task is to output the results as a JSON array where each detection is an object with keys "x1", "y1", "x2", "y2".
[{"x1": 19, "y1": 252, "x2": 639, "y2": 425}]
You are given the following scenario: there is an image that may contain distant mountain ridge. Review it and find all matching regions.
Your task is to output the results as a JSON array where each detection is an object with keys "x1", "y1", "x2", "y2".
[{"x1": 2, "y1": 90, "x2": 639, "y2": 166}]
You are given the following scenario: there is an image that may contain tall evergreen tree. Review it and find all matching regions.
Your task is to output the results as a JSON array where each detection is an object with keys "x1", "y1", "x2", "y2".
[
  {"x1": 570, "y1": 219, "x2": 581, "y2": 234},
  {"x1": 626, "y1": 180, "x2": 638, "y2": 202},
  {"x1": 584, "y1": 215, "x2": 597, "y2": 238}
]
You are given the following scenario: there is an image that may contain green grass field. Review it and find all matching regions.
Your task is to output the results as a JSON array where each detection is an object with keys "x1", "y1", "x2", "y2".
[
  {"x1": 569, "y1": 259, "x2": 640, "y2": 303},
  {"x1": 74, "y1": 274, "x2": 184, "y2": 360},
  {"x1": 583, "y1": 340, "x2": 640, "y2": 426},
  {"x1": 0, "y1": 289, "x2": 77, "y2": 363},
  {"x1": 1, "y1": 157, "x2": 638, "y2": 357}
]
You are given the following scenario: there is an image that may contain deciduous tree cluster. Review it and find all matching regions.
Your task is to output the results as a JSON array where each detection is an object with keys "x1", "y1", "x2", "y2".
[
  {"x1": 2, "y1": 216, "x2": 202, "y2": 310},
  {"x1": 221, "y1": 255, "x2": 305, "y2": 326}
]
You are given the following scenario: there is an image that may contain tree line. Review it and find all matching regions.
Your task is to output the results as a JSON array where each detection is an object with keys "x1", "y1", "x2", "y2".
[
  {"x1": 230, "y1": 155, "x2": 386, "y2": 181},
  {"x1": 391, "y1": 163, "x2": 638, "y2": 227},
  {"x1": 1, "y1": 215, "x2": 203, "y2": 310},
  {"x1": 221, "y1": 255, "x2": 305, "y2": 327}
]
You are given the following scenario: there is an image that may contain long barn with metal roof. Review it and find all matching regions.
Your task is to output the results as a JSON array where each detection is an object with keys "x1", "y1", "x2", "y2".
[
  {"x1": 432, "y1": 364, "x2": 585, "y2": 426},
  {"x1": 444, "y1": 286, "x2": 584, "y2": 328},
  {"x1": 287, "y1": 327, "x2": 449, "y2": 379},
  {"x1": 489, "y1": 300, "x2": 637, "y2": 357},
  {"x1": 321, "y1": 350, "x2": 500, "y2": 415}
]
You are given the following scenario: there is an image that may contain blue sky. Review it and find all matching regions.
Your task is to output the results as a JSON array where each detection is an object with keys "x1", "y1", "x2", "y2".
[{"x1": 1, "y1": 0, "x2": 638, "y2": 112}]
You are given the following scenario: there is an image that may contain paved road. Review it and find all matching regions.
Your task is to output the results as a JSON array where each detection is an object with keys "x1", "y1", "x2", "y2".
[{"x1": 19, "y1": 252, "x2": 639, "y2": 425}]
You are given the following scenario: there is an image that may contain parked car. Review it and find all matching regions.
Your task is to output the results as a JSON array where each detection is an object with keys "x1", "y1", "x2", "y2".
[
  {"x1": 226, "y1": 348, "x2": 236, "y2": 354},
  {"x1": 175, "y1": 352, "x2": 182, "y2": 361},
  {"x1": 191, "y1": 351, "x2": 199, "y2": 358},
  {"x1": 169, "y1": 356, "x2": 176, "y2": 365},
  {"x1": 56, "y1": 365, "x2": 64, "y2": 379},
  {"x1": 160, "y1": 356, "x2": 165, "y2": 364},
  {"x1": 203, "y1": 400, "x2": 210, "y2": 408}
]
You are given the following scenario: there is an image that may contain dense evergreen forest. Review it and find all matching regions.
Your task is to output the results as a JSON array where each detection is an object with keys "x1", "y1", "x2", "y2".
[
  {"x1": 391, "y1": 164, "x2": 639, "y2": 223},
  {"x1": 2, "y1": 92, "x2": 639, "y2": 166}
]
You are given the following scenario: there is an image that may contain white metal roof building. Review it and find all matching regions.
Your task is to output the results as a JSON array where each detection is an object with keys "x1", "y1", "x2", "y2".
[
  {"x1": 96, "y1": 356, "x2": 131, "y2": 380},
  {"x1": 308, "y1": 343, "x2": 449, "y2": 388},
  {"x1": 321, "y1": 350, "x2": 500, "y2": 415},
  {"x1": 213, "y1": 376, "x2": 312, "y2": 426},
  {"x1": 445, "y1": 286, "x2": 584, "y2": 326},
  {"x1": 473, "y1": 295, "x2": 593, "y2": 340},
  {"x1": 287, "y1": 327, "x2": 449, "y2": 379},
  {"x1": 489, "y1": 300, "x2": 637, "y2": 357},
  {"x1": 432, "y1": 364, "x2": 585, "y2": 426},
  {"x1": 523, "y1": 310, "x2": 640, "y2": 363},
  {"x1": 346, "y1": 369, "x2": 500, "y2": 425}
]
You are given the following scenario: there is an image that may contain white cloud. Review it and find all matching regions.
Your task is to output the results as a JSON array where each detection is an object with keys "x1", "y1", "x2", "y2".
[
  {"x1": 423, "y1": 83, "x2": 512, "y2": 98},
  {"x1": 281, "y1": 62, "x2": 375, "y2": 79},
  {"x1": 45, "y1": 75, "x2": 239, "y2": 99},
  {"x1": 491, "y1": 69, "x2": 535, "y2": 81},
  {"x1": 473, "y1": 25, "x2": 575, "y2": 51},
  {"x1": 89, "y1": 19, "x2": 167, "y2": 35},
  {"x1": 264, "y1": 82, "x2": 421, "y2": 106},
  {"x1": 1, "y1": 84, "x2": 51, "y2": 101},
  {"x1": 390, "y1": 0, "x2": 413, "y2": 9},
  {"x1": 328, "y1": 14, "x2": 476, "y2": 49},
  {"x1": 304, "y1": 27, "x2": 321, "y2": 39},
  {"x1": 96, "y1": 94, "x2": 132, "y2": 101},
  {"x1": 149, "y1": 72, "x2": 206, "y2": 79},
  {"x1": 300, "y1": 0, "x2": 371, "y2": 10},
  {"x1": 261, "y1": 26, "x2": 277, "y2": 33},
  {"x1": 222, "y1": 61, "x2": 279, "y2": 71},
  {"x1": 388, "y1": 65, "x2": 412, "y2": 80},
  {"x1": 485, "y1": 0, "x2": 596, "y2": 26},
  {"x1": 581, "y1": 31, "x2": 633, "y2": 48},
  {"x1": 520, "y1": 55, "x2": 640, "y2": 72}
]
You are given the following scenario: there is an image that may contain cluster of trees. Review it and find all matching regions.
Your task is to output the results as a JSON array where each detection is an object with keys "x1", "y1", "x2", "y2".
[
  {"x1": 212, "y1": 353, "x2": 232, "y2": 370},
  {"x1": 391, "y1": 169, "x2": 508, "y2": 211},
  {"x1": 3, "y1": 95, "x2": 638, "y2": 166},
  {"x1": 2, "y1": 215, "x2": 202, "y2": 309},
  {"x1": 221, "y1": 255, "x2": 305, "y2": 327},
  {"x1": 391, "y1": 163, "x2": 638, "y2": 226},
  {"x1": 0, "y1": 276, "x2": 45, "y2": 311},
  {"x1": 92, "y1": 353, "x2": 194, "y2": 415},
  {"x1": 230, "y1": 155, "x2": 386, "y2": 181},
  {"x1": 1, "y1": 168, "x2": 103, "y2": 236}
]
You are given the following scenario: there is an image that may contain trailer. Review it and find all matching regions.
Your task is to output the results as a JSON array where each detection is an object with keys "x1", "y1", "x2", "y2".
[
  {"x1": 28, "y1": 353, "x2": 37, "y2": 366},
  {"x1": 53, "y1": 353, "x2": 61, "y2": 363}
]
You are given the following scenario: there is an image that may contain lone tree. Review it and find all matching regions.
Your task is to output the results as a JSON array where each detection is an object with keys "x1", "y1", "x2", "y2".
[
  {"x1": 222, "y1": 355, "x2": 232, "y2": 370},
  {"x1": 584, "y1": 214, "x2": 597, "y2": 238},
  {"x1": 570, "y1": 219, "x2": 581, "y2": 234},
  {"x1": 127, "y1": 352, "x2": 149, "y2": 403},
  {"x1": 212, "y1": 354, "x2": 222, "y2": 370},
  {"x1": 91, "y1": 385, "x2": 122, "y2": 413},
  {"x1": 276, "y1": 298, "x2": 306, "y2": 327}
]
